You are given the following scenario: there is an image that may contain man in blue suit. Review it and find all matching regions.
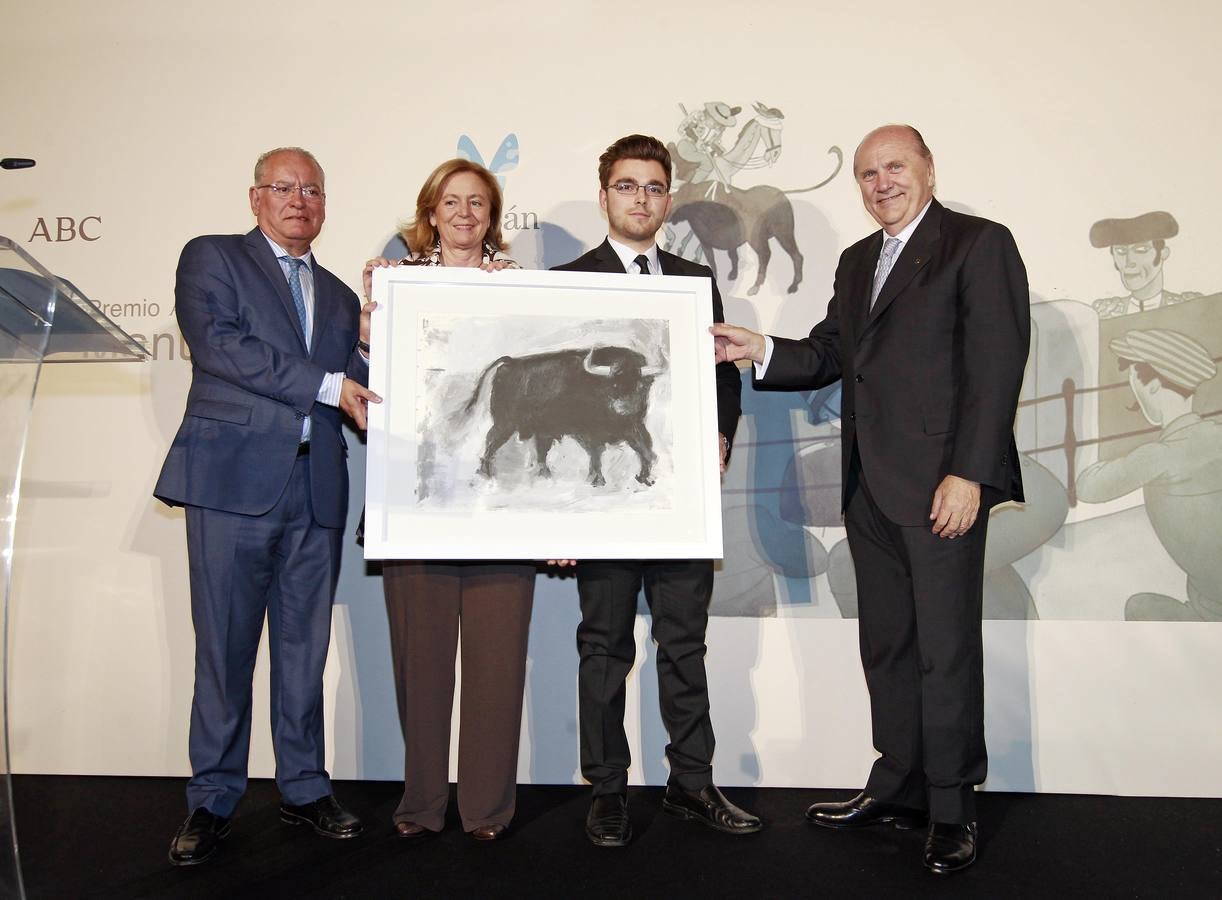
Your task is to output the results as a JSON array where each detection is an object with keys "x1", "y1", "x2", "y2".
[{"x1": 155, "y1": 147, "x2": 380, "y2": 866}]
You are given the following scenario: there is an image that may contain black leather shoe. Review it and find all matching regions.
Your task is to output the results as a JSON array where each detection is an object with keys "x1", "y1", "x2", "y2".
[
  {"x1": 805, "y1": 791, "x2": 928, "y2": 830},
  {"x1": 924, "y1": 822, "x2": 977, "y2": 874},
  {"x1": 585, "y1": 793, "x2": 632, "y2": 847},
  {"x1": 280, "y1": 795, "x2": 363, "y2": 838},
  {"x1": 168, "y1": 808, "x2": 231, "y2": 867},
  {"x1": 662, "y1": 785, "x2": 763, "y2": 835}
]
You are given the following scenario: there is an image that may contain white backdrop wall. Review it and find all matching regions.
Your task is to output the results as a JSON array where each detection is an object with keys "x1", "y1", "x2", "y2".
[{"x1": 2, "y1": 1, "x2": 1220, "y2": 797}]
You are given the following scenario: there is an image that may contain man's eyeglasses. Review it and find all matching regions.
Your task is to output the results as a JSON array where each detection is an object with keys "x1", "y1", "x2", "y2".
[
  {"x1": 607, "y1": 181, "x2": 669, "y2": 198},
  {"x1": 256, "y1": 183, "x2": 325, "y2": 202}
]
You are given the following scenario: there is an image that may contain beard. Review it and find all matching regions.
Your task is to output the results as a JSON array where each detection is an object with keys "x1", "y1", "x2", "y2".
[{"x1": 610, "y1": 210, "x2": 661, "y2": 243}]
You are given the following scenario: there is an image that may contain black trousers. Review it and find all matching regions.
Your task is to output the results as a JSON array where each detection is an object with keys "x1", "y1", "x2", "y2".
[
  {"x1": 575, "y1": 559, "x2": 716, "y2": 796},
  {"x1": 845, "y1": 458, "x2": 989, "y2": 825}
]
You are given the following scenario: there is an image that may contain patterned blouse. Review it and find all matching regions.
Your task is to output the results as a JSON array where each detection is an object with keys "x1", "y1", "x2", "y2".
[{"x1": 400, "y1": 240, "x2": 518, "y2": 268}]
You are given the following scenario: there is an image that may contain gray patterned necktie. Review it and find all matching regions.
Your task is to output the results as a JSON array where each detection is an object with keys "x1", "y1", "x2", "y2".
[
  {"x1": 870, "y1": 237, "x2": 902, "y2": 308},
  {"x1": 284, "y1": 257, "x2": 310, "y2": 340}
]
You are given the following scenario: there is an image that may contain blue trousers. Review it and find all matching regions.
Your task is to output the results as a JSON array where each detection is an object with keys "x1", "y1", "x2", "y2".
[{"x1": 184, "y1": 456, "x2": 341, "y2": 817}]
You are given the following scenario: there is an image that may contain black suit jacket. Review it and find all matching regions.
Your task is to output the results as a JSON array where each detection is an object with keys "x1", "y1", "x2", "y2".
[
  {"x1": 552, "y1": 238, "x2": 742, "y2": 450},
  {"x1": 759, "y1": 200, "x2": 1030, "y2": 526}
]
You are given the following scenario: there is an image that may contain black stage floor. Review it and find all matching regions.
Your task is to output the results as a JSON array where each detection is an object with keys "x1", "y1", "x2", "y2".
[{"x1": 12, "y1": 776, "x2": 1222, "y2": 898}]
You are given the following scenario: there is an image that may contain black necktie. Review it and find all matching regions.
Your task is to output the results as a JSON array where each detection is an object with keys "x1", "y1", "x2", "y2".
[{"x1": 634, "y1": 254, "x2": 650, "y2": 275}]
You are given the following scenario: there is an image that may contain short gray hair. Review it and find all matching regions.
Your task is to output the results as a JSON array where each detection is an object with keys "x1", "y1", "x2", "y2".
[
  {"x1": 253, "y1": 147, "x2": 324, "y2": 186},
  {"x1": 902, "y1": 125, "x2": 933, "y2": 161}
]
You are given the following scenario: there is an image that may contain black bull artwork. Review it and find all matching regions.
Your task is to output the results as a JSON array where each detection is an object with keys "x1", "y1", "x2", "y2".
[{"x1": 460, "y1": 347, "x2": 664, "y2": 487}]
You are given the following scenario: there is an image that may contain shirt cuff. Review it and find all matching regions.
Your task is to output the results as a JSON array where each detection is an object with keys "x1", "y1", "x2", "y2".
[
  {"x1": 318, "y1": 371, "x2": 344, "y2": 407},
  {"x1": 753, "y1": 335, "x2": 775, "y2": 378}
]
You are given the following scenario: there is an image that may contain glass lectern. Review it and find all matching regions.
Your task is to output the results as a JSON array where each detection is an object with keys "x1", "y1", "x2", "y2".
[{"x1": 0, "y1": 235, "x2": 147, "y2": 896}]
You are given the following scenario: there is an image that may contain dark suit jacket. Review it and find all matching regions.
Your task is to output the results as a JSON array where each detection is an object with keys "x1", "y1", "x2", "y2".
[
  {"x1": 552, "y1": 238, "x2": 742, "y2": 450},
  {"x1": 759, "y1": 200, "x2": 1029, "y2": 526},
  {"x1": 154, "y1": 228, "x2": 365, "y2": 528}
]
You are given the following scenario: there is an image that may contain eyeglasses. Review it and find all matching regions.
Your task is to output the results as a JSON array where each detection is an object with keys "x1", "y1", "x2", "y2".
[
  {"x1": 255, "y1": 183, "x2": 325, "y2": 202},
  {"x1": 607, "y1": 181, "x2": 669, "y2": 198}
]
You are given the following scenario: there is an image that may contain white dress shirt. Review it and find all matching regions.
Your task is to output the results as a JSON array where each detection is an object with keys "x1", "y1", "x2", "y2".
[
  {"x1": 262, "y1": 233, "x2": 346, "y2": 441},
  {"x1": 607, "y1": 236, "x2": 662, "y2": 276},
  {"x1": 755, "y1": 199, "x2": 933, "y2": 377}
]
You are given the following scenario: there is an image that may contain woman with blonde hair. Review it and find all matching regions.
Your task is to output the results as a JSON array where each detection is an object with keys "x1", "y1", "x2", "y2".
[{"x1": 363, "y1": 159, "x2": 534, "y2": 842}]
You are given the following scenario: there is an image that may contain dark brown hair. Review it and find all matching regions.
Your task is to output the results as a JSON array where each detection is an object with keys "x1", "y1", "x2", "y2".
[{"x1": 597, "y1": 134, "x2": 672, "y2": 189}]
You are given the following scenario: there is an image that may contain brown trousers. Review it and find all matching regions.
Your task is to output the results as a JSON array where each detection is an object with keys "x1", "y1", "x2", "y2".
[{"x1": 382, "y1": 561, "x2": 535, "y2": 832}]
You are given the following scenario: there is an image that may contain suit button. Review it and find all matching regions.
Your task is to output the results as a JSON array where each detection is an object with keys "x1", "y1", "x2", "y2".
[
  {"x1": 1001, "y1": 455, "x2": 1008, "y2": 464},
  {"x1": 855, "y1": 374, "x2": 864, "y2": 383},
  {"x1": 849, "y1": 413, "x2": 856, "y2": 421}
]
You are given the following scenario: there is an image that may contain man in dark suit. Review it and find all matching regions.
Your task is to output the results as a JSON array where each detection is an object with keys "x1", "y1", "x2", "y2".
[
  {"x1": 713, "y1": 125, "x2": 1029, "y2": 874},
  {"x1": 552, "y1": 134, "x2": 761, "y2": 847},
  {"x1": 155, "y1": 147, "x2": 380, "y2": 866}
]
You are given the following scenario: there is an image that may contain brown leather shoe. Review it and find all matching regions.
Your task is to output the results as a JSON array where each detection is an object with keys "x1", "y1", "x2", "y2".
[
  {"x1": 394, "y1": 821, "x2": 432, "y2": 839},
  {"x1": 471, "y1": 823, "x2": 507, "y2": 841}
]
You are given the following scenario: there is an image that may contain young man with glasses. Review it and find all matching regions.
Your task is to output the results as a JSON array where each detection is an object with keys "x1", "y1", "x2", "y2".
[
  {"x1": 551, "y1": 134, "x2": 760, "y2": 847},
  {"x1": 156, "y1": 147, "x2": 380, "y2": 866}
]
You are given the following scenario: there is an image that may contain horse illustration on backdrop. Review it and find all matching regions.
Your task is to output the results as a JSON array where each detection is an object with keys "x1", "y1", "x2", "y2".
[
  {"x1": 667, "y1": 101, "x2": 843, "y2": 296},
  {"x1": 674, "y1": 101, "x2": 783, "y2": 196}
]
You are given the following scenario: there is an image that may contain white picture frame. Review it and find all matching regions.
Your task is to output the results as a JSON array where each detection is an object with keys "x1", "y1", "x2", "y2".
[{"x1": 363, "y1": 266, "x2": 723, "y2": 560}]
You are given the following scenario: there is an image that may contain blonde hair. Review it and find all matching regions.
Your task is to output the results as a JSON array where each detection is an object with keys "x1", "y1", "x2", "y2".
[{"x1": 399, "y1": 158, "x2": 506, "y2": 255}]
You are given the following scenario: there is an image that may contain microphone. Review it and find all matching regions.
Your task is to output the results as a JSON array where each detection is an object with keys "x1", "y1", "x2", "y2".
[{"x1": 1, "y1": 158, "x2": 36, "y2": 170}]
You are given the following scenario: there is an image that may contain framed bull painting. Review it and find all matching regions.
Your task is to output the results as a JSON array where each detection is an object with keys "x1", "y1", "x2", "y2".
[{"x1": 363, "y1": 266, "x2": 724, "y2": 559}]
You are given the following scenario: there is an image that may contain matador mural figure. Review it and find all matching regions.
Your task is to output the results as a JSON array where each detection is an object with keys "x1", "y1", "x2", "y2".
[{"x1": 1077, "y1": 329, "x2": 1222, "y2": 621}]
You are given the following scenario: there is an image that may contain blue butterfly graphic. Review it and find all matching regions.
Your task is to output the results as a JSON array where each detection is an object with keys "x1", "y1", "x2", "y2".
[{"x1": 457, "y1": 134, "x2": 519, "y2": 188}]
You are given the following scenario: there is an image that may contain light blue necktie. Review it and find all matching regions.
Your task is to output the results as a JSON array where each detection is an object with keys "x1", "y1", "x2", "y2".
[
  {"x1": 870, "y1": 236, "x2": 902, "y2": 309},
  {"x1": 283, "y1": 256, "x2": 313, "y2": 442},
  {"x1": 284, "y1": 256, "x2": 310, "y2": 343}
]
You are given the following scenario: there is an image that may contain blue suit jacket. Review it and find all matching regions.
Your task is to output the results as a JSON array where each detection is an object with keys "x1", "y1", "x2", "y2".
[{"x1": 155, "y1": 228, "x2": 365, "y2": 528}]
